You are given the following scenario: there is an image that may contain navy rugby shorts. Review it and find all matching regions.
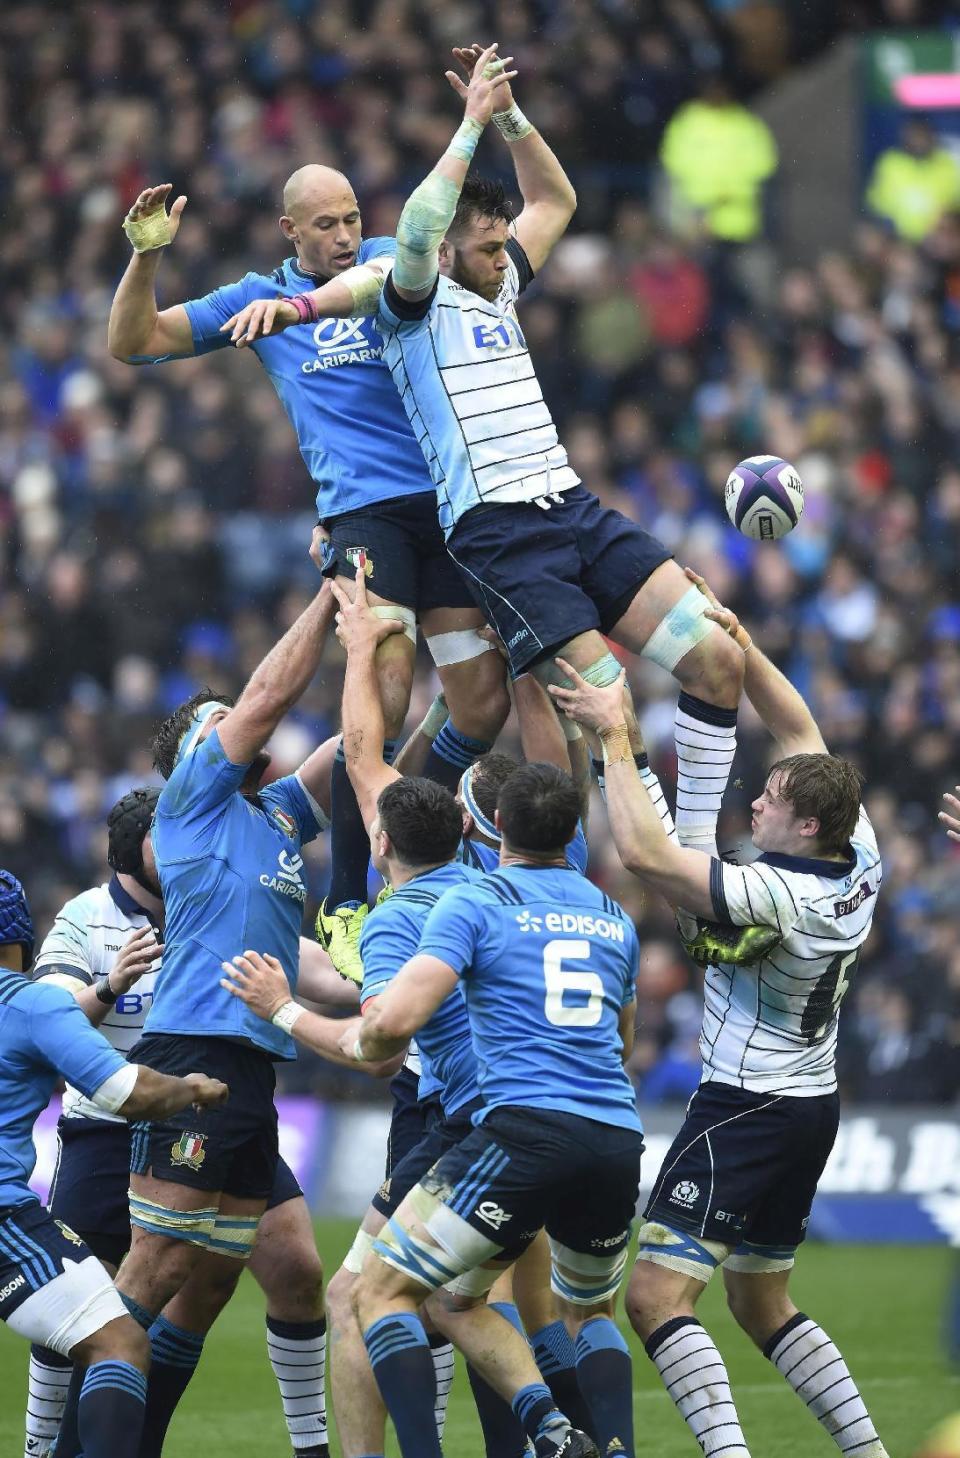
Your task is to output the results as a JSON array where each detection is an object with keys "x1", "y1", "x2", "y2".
[{"x1": 321, "y1": 490, "x2": 475, "y2": 614}]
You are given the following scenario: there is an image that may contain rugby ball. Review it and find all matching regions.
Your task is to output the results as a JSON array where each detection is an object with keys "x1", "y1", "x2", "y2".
[{"x1": 725, "y1": 455, "x2": 804, "y2": 540}]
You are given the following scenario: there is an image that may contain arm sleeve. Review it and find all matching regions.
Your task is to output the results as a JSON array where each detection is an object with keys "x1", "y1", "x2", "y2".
[
  {"x1": 89, "y1": 1063, "x2": 139, "y2": 1115},
  {"x1": 33, "y1": 906, "x2": 95, "y2": 982},
  {"x1": 622, "y1": 925, "x2": 640, "y2": 1008},
  {"x1": 417, "y1": 886, "x2": 482, "y2": 978},
  {"x1": 504, "y1": 237, "x2": 535, "y2": 298},
  {"x1": 155, "y1": 727, "x2": 249, "y2": 824},
  {"x1": 564, "y1": 823, "x2": 589, "y2": 875},
  {"x1": 28, "y1": 986, "x2": 128, "y2": 1095},
  {"x1": 852, "y1": 809, "x2": 878, "y2": 860},
  {"x1": 359, "y1": 908, "x2": 419, "y2": 1005},
  {"x1": 259, "y1": 773, "x2": 329, "y2": 847},
  {"x1": 379, "y1": 270, "x2": 438, "y2": 327},
  {"x1": 710, "y1": 858, "x2": 800, "y2": 937},
  {"x1": 182, "y1": 276, "x2": 259, "y2": 356}
]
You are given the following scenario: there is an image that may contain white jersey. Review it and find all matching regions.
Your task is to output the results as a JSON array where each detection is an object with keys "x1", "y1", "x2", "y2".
[
  {"x1": 376, "y1": 239, "x2": 580, "y2": 535},
  {"x1": 702, "y1": 811, "x2": 881, "y2": 1096},
  {"x1": 34, "y1": 878, "x2": 161, "y2": 1122}
]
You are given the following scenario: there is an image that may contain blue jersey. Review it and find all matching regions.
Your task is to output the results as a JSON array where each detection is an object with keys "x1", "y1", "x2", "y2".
[
  {"x1": 359, "y1": 862, "x2": 481, "y2": 1117},
  {"x1": 459, "y1": 823, "x2": 588, "y2": 876},
  {"x1": 0, "y1": 969, "x2": 126, "y2": 1206},
  {"x1": 376, "y1": 242, "x2": 579, "y2": 536},
  {"x1": 172, "y1": 240, "x2": 433, "y2": 520},
  {"x1": 148, "y1": 729, "x2": 327, "y2": 1059},
  {"x1": 419, "y1": 865, "x2": 641, "y2": 1132}
]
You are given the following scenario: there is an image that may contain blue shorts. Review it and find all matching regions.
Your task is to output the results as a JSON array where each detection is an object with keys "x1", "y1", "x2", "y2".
[
  {"x1": 322, "y1": 490, "x2": 475, "y2": 614},
  {"x1": 445, "y1": 484, "x2": 672, "y2": 673},
  {"x1": 51, "y1": 1115, "x2": 301, "y2": 1266},
  {"x1": 383, "y1": 1066, "x2": 433, "y2": 1179},
  {"x1": 0, "y1": 1200, "x2": 104, "y2": 1327},
  {"x1": 644, "y1": 1083, "x2": 841, "y2": 1250},
  {"x1": 372, "y1": 1096, "x2": 482, "y2": 1219},
  {"x1": 129, "y1": 1034, "x2": 278, "y2": 1202},
  {"x1": 423, "y1": 1106, "x2": 643, "y2": 1261}
]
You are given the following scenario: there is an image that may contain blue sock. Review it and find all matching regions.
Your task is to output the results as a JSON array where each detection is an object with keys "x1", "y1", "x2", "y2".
[
  {"x1": 574, "y1": 1317, "x2": 634, "y2": 1457},
  {"x1": 327, "y1": 739, "x2": 398, "y2": 910},
  {"x1": 513, "y1": 1381, "x2": 571, "y2": 1456},
  {"x1": 139, "y1": 1315, "x2": 205, "y2": 1458},
  {"x1": 363, "y1": 1312, "x2": 442, "y2": 1458},
  {"x1": 54, "y1": 1297, "x2": 154, "y2": 1458},
  {"x1": 422, "y1": 722, "x2": 492, "y2": 791},
  {"x1": 467, "y1": 1302, "x2": 529, "y2": 1458},
  {"x1": 119, "y1": 1292, "x2": 154, "y2": 1330},
  {"x1": 76, "y1": 1360, "x2": 147, "y2": 1458},
  {"x1": 531, "y1": 1319, "x2": 595, "y2": 1439}
]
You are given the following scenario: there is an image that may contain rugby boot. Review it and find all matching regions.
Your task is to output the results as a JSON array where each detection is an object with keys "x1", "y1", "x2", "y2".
[
  {"x1": 315, "y1": 898, "x2": 368, "y2": 985},
  {"x1": 677, "y1": 911, "x2": 781, "y2": 968}
]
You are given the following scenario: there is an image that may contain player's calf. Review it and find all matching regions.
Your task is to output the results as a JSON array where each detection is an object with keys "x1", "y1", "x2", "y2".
[{"x1": 550, "y1": 1241, "x2": 634, "y2": 1458}]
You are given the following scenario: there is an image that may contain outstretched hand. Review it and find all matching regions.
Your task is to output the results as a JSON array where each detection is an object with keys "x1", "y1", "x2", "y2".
[
  {"x1": 940, "y1": 787, "x2": 960, "y2": 842},
  {"x1": 221, "y1": 296, "x2": 301, "y2": 348},
  {"x1": 447, "y1": 42, "x2": 516, "y2": 112},
  {"x1": 123, "y1": 183, "x2": 187, "y2": 252},
  {"x1": 220, "y1": 949, "x2": 291, "y2": 1022},
  {"x1": 445, "y1": 41, "x2": 517, "y2": 123},
  {"x1": 547, "y1": 657, "x2": 627, "y2": 733},
  {"x1": 684, "y1": 567, "x2": 751, "y2": 651},
  {"x1": 330, "y1": 564, "x2": 406, "y2": 655}
]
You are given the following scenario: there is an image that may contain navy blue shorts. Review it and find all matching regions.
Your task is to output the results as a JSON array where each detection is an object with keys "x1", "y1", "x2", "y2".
[
  {"x1": 373, "y1": 1097, "x2": 482, "y2": 1218},
  {"x1": 0, "y1": 1200, "x2": 98, "y2": 1325},
  {"x1": 129, "y1": 1034, "x2": 278, "y2": 1202},
  {"x1": 644, "y1": 1083, "x2": 841, "y2": 1250},
  {"x1": 445, "y1": 485, "x2": 672, "y2": 674},
  {"x1": 383, "y1": 1066, "x2": 434, "y2": 1178},
  {"x1": 424, "y1": 1106, "x2": 643, "y2": 1261},
  {"x1": 321, "y1": 490, "x2": 475, "y2": 614}
]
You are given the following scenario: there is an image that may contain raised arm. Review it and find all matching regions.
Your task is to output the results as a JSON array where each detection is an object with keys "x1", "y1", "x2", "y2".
[
  {"x1": 330, "y1": 567, "x2": 406, "y2": 828},
  {"x1": 108, "y1": 185, "x2": 196, "y2": 361},
  {"x1": 684, "y1": 569, "x2": 826, "y2": 757},
  {"x1": 449, "y1": 45, "x2": 576, "y2": 271}
]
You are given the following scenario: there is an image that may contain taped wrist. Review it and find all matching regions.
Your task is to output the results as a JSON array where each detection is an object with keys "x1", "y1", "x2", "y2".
[
  {"x1": 493, "y1": 103, "x2": 534, "y2": 143},
  {"x1": 418, "y1": 694, "x2": 450, "y2": 741},
  {"x1": 599, "y1": 723, "x2": 631, "y2": 765},
  {"x1": 271, "y1": 1000, "x2": 305, "y2": 1035},
  {"x1": 394, "y1": 118, "x2": 481, "y2": 293},
  {"x1": 122, "y1": 209, "x2": 174, "y2": 253}
]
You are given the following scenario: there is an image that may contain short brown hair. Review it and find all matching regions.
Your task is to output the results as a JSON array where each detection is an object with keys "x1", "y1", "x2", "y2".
[{"x1": 768, "y1": 753, "x2": 863, "y2": 855}]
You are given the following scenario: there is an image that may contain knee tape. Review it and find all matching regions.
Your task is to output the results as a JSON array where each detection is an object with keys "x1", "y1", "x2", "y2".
[
  {"x1": 534, "y1": 649, "x2": 622, "y2": 692},
  {"x1": 641, "y1": 585, "x2": 713, "y2": 673},
  {"x1": 128, "y1": 1190, "x2": 217, "y2": 1249},
  {"x1": 634, "y1": 1221, "x2": 729, "y2": 1284},
  {"x1": 549, "y1": 1237, "x2": 630, "y2": 1306},
  {"x1": 426, "y1": 629, "x2": 494, "y2": 668},
  {"x1": 207, "y1": 1212, "x2": 261, "y2": 1260},
  {"x1": 724, "y1": 1241, "x2": 796, "y2": 1274},
  {"x1": 372, "y1": 1213, "x2": 468, "y2": 1292},
  {"x1": 342, "y1": 1227, "x2": 376, "y2": 1276},
  {"x1": 372, "y1": 603, "x2": 417, "y2": 646},
  {"x1": 442, "y1": 1265, "x2": 501, "y2": 1299}
]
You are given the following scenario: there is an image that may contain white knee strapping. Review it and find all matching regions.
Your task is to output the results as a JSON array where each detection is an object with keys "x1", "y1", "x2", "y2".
[
  {"x1": 427, "y1": 629, "x2": 494, "y2": 668},
  {"x1": 208, "y1": 1212, "x2": 261, "y2": 1260},
  {"x1": 641, "y1": 585, "x2": 713, "y2": 673},
  {"x1": 442, "y1": 1265, "x2": 501, "y2": 1299},
  {"x1": 372, "y1": 604, "x2": 417, "y2": 646},
  {"x1": 534, "y1": 650, "x2": 621, "y2": 692},
  {"x1": 724, "y1": 1248, "x2": 796, "y2": 1274},
  {"x1": 549, "y1": 1237, "x2": 630, "y2": 1306},
  {"x1": 634, "y1": 1220, "x2": 729, "y2": 1284},
  {"x1": 5, "y1": 1255, "x2": 128, "y2": 1357},
  {"x1": 342, "y1": 1227, "x2": 376, "y2": 1276}
]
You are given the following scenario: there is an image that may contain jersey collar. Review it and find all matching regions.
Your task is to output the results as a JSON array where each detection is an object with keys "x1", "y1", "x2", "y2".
[
  {"x1": 108, "y1": 874, "x2": 162, "y2": 927},
  {"x1": 756, "y1": 848, "x2": 856, "y2": 879},
  {"x1": 287, "y1": 256, "x2": 332, "y2": 286}
]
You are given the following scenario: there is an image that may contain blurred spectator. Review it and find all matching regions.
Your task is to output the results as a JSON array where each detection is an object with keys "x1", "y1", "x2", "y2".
[{"x1": 867, "y1": 119, "x2": 960, "y2": 244}]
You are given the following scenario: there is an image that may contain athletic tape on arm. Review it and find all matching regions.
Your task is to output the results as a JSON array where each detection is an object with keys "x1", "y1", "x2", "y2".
[{"x1": 394, "y1": 119, "x2": 483, "y2": 294}]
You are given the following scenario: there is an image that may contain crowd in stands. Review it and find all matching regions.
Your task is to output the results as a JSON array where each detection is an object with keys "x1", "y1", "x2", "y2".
[{"x1": 1, "y1": 0, "x2": 957, "y2": 1106}]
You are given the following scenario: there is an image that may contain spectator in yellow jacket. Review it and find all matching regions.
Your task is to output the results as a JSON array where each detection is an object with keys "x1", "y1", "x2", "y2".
[{"x1": 867, "y1": 119, "x2": 960, "y2": 243}]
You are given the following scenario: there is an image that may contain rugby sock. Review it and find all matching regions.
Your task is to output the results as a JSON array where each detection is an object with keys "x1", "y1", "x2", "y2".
[
  {"x1": 765, "y1": 1313, "x2": 889, "y2": 1457},
  {"x1": 428, "y1": 1330, "x2": 455, "y2": 1440},
  {"x1": 467, "y1": 1302, "x2": 530, "y2": 1457},
  {"x1": 139, "y1": 1315, "x2": 205, "y2": 1458},
  {"x1": 76, "y1": 1360, "x2": 147, "y2": 1458},
  {"x1": 266, "y1": 1315, "x2": 328, "y2": 1453},
  {"x1": 646, "y1": 1317, "x2": 750, "y2": 1457},
  {"x1": 594, "y1": 754, "x2": 678, "y2": 840},
  {"x1": 422, "y1": 722, "x2": 492, "y2": 791},
  {"x1": 674, "y1": 692, "x2": 738, "y2": 856},
  {"x1": 530, "y1": 1320, "x2": 594, "y2": 1438},
  {"x1": 574, "y1": 1317, "x2": 634, "y2": 1456},
  {"x1": 512, "y1": 1382, "x2": 572, "y2": 1457},
  {"x1": 328, "y1": 739, "x2": 399, "y2": 910},
  {"x1": 363, "y1": 1312, "x2": 443, "y2": 1458},
  {"x1": 25, "y1": 1344, "x2": 71, "y2": 1457}
]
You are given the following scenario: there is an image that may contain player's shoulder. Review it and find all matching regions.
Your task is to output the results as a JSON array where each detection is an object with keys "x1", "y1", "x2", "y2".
[
  {"x1": 359, "y1": 235, "x2": 396, "y2": 262},
  {"x1": 49, "y1": 882, "x2": 112, "y2": 926},
  {"x1": 0, "y1": 970, "x2": 71, "y2": 1017}
]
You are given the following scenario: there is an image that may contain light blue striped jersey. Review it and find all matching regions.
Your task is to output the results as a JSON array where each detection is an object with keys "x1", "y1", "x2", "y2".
[{"x1": 418, "y1": 864, "x2": 641, "y2": 1131}]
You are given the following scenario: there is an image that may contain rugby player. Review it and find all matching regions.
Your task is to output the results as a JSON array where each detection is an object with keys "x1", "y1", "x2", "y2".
[
  {"x1": 24, "y1": 790, "x2": 351, "y2": 1458},
  {"x1": 550, "y1": 579, "x2": 890, "y2": 1458},
  {"x1": 93, "y1": 583, "x2": 339, "y2": 1457},
  {"x1": 107, "y1": 107, "x2": 516, "y2": 984},
  {"x1": 0, "y1": 869, "x2": 226, "y2": 1458},
  {"x1": 225, "y1": 43, "x2": 746, "y2": 884}
]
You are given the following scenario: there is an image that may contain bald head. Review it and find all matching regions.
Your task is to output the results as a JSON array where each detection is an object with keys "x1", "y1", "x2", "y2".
[
  {"x1": 279, "y1": 165, "x2": 363, "y2": 278},
  {"x1": 282, "y1": 164, "x2": 355, "y2": 220}
]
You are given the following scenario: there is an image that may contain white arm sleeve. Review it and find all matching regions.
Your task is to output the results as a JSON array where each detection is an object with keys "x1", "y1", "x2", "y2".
[{"x1": 89, "y1": 1063, "x2": 140, "y2": 1115}]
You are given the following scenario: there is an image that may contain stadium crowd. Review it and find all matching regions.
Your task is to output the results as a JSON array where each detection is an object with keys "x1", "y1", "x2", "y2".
[{"x1": 0, "y1": 0, "x2": 957, "y2": 1107}]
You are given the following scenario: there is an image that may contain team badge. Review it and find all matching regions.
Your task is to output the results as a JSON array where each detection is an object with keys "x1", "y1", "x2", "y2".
[
  {"x1": 670, "y1": 1180, "x2": 700, "y2": 1206},
  {"x1": 271, "y1": 808, "x2": 296, "y2": 838},
  {"x1": 54, "y1": 1219, "x2": 84, "y2": 1247},
  {"x1": 345, "y1": 547, "x2": 373, "y2": 577},
  {"x1": 171, "y1": 1132, "x2": 207, "y2": 1171}
]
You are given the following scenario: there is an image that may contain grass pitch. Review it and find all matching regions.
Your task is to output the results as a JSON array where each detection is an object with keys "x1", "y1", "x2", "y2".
[{"x1": 1, "y1": 1222, "x2": 956, "y2": 1456}]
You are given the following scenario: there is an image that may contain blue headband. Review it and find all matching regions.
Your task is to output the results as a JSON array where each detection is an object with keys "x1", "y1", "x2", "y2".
[
  {"x1": 174, "y1": 700, "x2": 230, "y2": 768},
  {"x1": 461, "y1": 764, "x2": 500, "y2": 842}
]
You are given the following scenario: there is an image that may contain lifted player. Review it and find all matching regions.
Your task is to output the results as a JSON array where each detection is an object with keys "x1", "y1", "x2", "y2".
[{"x1": 551, "y1": 577, "x2": 889, "y2": 1458}]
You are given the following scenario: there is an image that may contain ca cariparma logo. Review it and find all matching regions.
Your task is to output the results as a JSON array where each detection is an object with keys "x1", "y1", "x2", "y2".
[
  {"x1": 313, "y1": 317, "x2": 369, "y2": 352},
  {"x1": 260, "y1": 849, "x2": 306, "y2": 902},
  {"x1": 171, "y1": 1132, "x2": 206, "y2": 1171},
  {"x1": 302, "y1": 316, "x2": 383, "y2": 374},
  {"x1": 515, "y1": 910, "x2": 542, "y2": 933},
  {"x1": 670, "y1": 1180, "x2": 700, "y2": 1206}
]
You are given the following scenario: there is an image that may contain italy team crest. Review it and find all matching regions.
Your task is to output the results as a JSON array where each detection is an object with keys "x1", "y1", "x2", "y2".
[
  {"x1": 271, "y1": 807, "x2": 296, "y2": 838},
  {"x1": 171, "y1": 1132, "x2": 206, "y2": 1171},
  {"x1": 345, "y1": 547, "x2": 373, "y2": 577}
]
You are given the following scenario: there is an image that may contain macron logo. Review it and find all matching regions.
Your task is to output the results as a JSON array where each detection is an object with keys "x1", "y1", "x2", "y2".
[{"x1": 516, "y1": 911, "x2": 542, "y2": 933}]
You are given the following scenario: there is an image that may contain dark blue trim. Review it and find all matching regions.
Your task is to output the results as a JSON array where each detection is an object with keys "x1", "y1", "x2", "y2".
[
  {"x1": 677, "y1": 690, "x2": 738, "y2": 728},
  {"x1": 108, "y1": 876, "x2": 162, "y2": 929},
  {"x1": 757, "y1": 850, "x2": 855, "y2": 880},
  {"x1": 709, "y1": 857, "x2": 729, "y2": 922}
]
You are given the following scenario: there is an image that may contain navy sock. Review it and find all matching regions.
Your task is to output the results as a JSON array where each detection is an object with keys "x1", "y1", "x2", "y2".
[
  {"x1": 138, "y1": 1315, "x2": 205, "y2": 1458},
  {"x1": 531, "y1": 1319, "x2": 595, "y2": 1439},
  {"x1": 466, "y1": 1301, "x2": 529, "y2": 1458},
  {"x1": 119, "y1": 1292, "x2": 153, "y2": 1330},
  {"x1": 53, "y1": 1305, "x2": 154, "y2": 1458},
  {"x1": 363, "y1": 1312, "x2": 442, "y2": 1458},
  {"x1": 76, "y1": 1360, "x2": 147, "y2": 1458},
  {"x1": 422, "y1": 723, "x2": 492, "y2": 791},
  {"x1": 327, "y1": 739, "x2": 398, "y2": 909},
  {"x1": 574, "y1": 1317, "x2": 634, "y2": 1457},
  {"x1": 513, "y1": 1381, "x2": 571, "y2": 1456}
]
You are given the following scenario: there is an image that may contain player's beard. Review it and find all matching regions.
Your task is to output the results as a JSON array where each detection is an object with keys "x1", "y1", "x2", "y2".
[{"x1": 242, "y1": 751, "x2": 272, "y2": 795}]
